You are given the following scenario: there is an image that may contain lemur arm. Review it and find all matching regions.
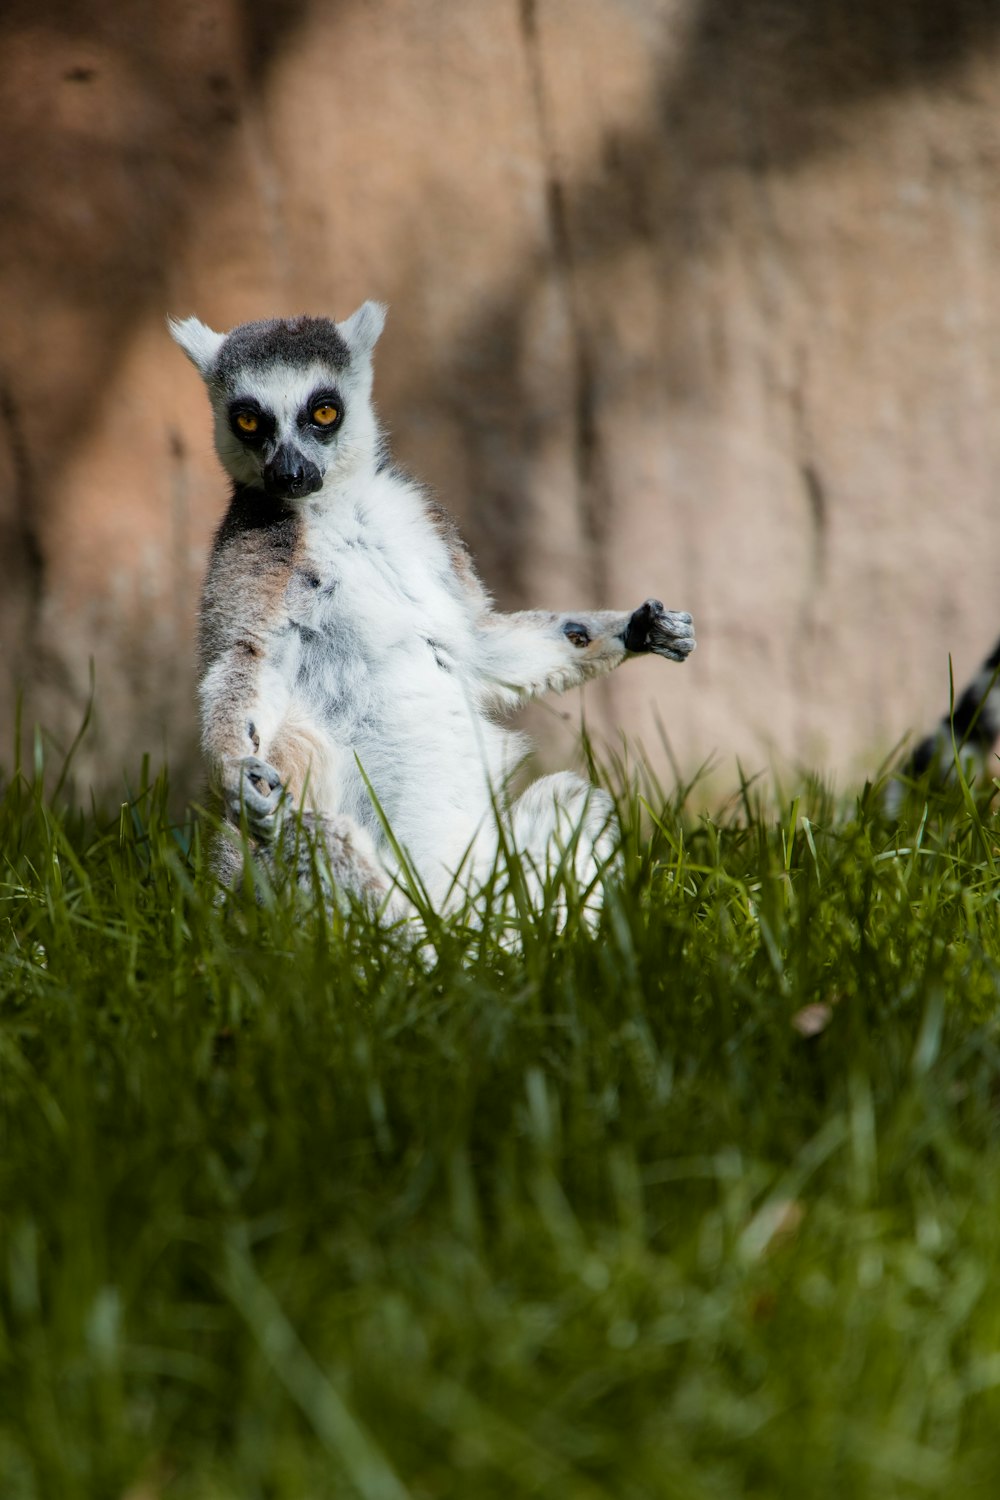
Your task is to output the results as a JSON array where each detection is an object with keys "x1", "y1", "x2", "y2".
[
  {"x1": 427, "y1": 504, "x2": 695, "y2": 710},
  {"x1": 472, "y1": 599, "x2": 695, "y2": 711},
  {"x1": 198, "y1": 495, "x2": 300, "y2": 834}
]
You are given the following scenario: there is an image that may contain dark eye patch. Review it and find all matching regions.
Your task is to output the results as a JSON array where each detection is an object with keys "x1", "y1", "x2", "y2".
[
  {"x1": 228, "y1": 401, "x2": 275, "y2": 445},
  {"x1": 301, "y1": 387, "x2": 344, "y2": 437}
]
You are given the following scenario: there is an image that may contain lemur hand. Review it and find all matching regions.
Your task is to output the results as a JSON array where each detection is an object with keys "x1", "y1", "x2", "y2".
[
  {"x1": 222, "y1": 755, "x2": 285, "y2": 839},
  {"x1": 623, "y1": 600, "x2": 696, "y2": 663}
]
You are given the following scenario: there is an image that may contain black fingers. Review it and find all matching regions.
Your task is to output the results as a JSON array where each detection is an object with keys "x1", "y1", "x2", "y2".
[{"x1": 623, "y1": 599, "x2": 664, "y2": 654}]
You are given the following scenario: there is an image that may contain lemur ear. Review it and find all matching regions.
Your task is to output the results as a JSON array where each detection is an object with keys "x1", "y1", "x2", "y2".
[
  {"x1": 338, "y1": 301, "x2": 387, "y2": 358},
  {"x1": 167, "y1": 316, "x2": 226, "y2": 377}
]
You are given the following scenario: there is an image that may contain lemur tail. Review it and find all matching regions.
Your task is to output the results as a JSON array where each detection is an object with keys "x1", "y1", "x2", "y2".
[{"x1": 886, "y1": 635, "x2": 1000, "y2": 812}]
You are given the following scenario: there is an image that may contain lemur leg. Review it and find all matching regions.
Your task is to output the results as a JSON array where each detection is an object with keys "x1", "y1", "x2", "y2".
[
  {"x1": 212, "y1": 810, "x2": 406, "y2": 918},
  {"x1": 506, "y1": 772, "x2": 619, "y2": 926},
  {"x1": 207, "y1": 825, "x2": 246, "y2": 893},
  {"x1": 477, "y1": 600, "x2": 695, "y2": 709},
  {"x1": 264, "y1": 812, "x2": 401, "y2": 912}
]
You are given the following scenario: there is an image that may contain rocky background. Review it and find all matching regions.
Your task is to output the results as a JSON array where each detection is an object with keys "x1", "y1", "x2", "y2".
[{"x1": 3, "y1": 0, "x2": 1000, "y2": 800}]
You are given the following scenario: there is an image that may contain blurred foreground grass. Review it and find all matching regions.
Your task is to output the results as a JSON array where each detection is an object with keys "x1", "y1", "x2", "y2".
[{"x1": 3, "y1": 745, "x2": 1000, "y2": 1498}]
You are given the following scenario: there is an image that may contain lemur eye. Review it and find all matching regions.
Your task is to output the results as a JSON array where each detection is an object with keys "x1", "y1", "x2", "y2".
[
  {"x1": 235, "y1": 412, "x2": 259, "y2": 434},
  {"x1": 312, "y1": 404, "x2": 339, "y2": 426}
]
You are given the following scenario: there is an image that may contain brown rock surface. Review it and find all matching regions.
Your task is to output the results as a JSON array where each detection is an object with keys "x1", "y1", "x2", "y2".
[{"x1": 3, "y1": 0, "x2": 1000, "y2": 799}]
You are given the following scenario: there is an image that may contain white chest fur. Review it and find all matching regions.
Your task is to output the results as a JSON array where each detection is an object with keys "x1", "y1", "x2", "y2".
[{"x1": 274, "y1": 471, "x2": 518, "y2": 882}]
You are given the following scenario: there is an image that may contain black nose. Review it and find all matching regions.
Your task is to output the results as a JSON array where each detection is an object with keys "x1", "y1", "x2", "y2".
[{"x1": 263, "y1": 445, "x2": 323, "y2": 500}]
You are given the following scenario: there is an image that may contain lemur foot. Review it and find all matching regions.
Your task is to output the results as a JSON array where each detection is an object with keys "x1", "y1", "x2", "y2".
[
  {"x1": 624, "y1": 599, "x2": 696, "y2": 662},
  {"x1": 223, "y1": 755, "x2": 285, "y2": 839}
]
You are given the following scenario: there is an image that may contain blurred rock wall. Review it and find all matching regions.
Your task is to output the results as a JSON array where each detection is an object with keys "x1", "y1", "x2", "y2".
[{"x1": 3, "y1": 0, "x2": 1000, "y2": 798}]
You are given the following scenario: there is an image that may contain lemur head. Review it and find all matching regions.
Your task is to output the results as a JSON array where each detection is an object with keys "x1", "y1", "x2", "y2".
[{"x1": 169, "y1": 302, "x2": 386, "y2": 503}]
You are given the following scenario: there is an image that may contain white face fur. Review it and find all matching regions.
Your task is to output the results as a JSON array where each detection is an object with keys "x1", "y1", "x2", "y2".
[{"x1": 169, "y1": 302, "x2": 386, "y2": 503}]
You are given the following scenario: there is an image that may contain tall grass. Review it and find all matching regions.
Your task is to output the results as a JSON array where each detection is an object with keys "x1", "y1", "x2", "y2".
[{"x1": 2, "y1": 738, "x2": 1000, "y2": 1498}]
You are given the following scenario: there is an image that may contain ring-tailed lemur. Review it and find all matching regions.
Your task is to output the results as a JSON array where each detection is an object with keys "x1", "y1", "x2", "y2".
[
  {"x1": 170, "y1": 303, "x2": 696, "y2": 915},
  {"x1": 886, "y1": 636, "x2": 1000, "y2": 812}
]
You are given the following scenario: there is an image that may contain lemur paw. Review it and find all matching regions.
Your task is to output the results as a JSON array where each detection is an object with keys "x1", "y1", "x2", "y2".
[
  {"x1": 624, "y1": 599, "x2": 696, "y2": 662},
  {"x1": 223, "y1": 755, "x2": 285, "y2": 839}
]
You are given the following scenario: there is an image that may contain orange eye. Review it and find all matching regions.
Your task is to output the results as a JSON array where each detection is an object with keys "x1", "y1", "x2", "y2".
[
  {"x1": 236, "y1": 412, "x2": 259, "y2": 434},
  {"x1": 312, "y1": 404, "x2": 339, "y2": 426}
]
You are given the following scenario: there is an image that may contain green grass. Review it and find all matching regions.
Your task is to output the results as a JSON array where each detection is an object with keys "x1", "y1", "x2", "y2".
[{"x1": 3, "y1": 742, "x2": 1000, "y2": 1498}]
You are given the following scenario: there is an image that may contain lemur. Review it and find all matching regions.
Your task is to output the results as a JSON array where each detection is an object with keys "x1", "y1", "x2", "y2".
[
  {"x1": 170, "y1": 303, "x2": 696, "y2": 916},
  {"x1": 886, "y1": 636, "x2": 1000, "y2": 812}
]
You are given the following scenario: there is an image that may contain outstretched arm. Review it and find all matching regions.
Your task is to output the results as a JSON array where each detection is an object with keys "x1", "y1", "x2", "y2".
[{"x1": 473, "y1": 598, "x2": 695, "y2": 711}]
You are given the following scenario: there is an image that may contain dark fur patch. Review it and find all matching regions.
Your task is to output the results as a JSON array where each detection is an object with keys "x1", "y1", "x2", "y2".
[
  {"x1": 426, "y1": 637, "x2": 452, "y2": 671},
  {"x1": 910, "y1": 735, "x2": 937, "y2": 776},
  {"x1": 950, "y1": 684, "x2": 993, "y2": 745},
  {"x1": 214, "y1": 317, "x2": 350, "y2": 387}
]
